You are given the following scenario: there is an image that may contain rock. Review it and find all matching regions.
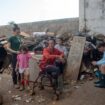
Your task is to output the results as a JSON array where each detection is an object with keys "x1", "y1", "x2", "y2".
[
  {"x1": 74, "y1": 85, "x2": 80, "y2": 89},
  {"x1": 25, "y1": 98, "x2": 33, "y2": 103},
  {"x1": 12, "y1": 95, "x2": 22, "y2": 101},
  {"x1": 8, "y1": 91, "x2": 12, "y2": 94}
]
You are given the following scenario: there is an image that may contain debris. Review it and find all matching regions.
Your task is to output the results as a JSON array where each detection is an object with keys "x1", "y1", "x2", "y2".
[
  {"x1": 8, "y1": 90, "x2": 12, "y2": 94},
  {"x1": 38, "y1": 98, "x2": 45, "y2": 103},
  {"x1": 12, "y1": 95, "x2": 22, "y2": 101},
  {"x1": 66, "y1": 36, "x2": 86, "y2": 81},
  {"x1": 74, "y1": 85, "x2": 80, "y2": 89},
  {"x1": 25, "y1": 98, "x2": 33, "y2": 103},
  {"x1": 80, "y1": 75, "x2": 85, "y2": 80},
  {"x1": 36, "y1": 96, "x2": 46, "y2": 103},
  {"x1": 52, "y1": 101, "x2": 56, "y2": 105}
]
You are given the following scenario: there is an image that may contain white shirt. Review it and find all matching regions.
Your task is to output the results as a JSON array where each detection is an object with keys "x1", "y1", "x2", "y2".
[{"x1": 55, "y1": 44, "x2": 68, "y2": 57}]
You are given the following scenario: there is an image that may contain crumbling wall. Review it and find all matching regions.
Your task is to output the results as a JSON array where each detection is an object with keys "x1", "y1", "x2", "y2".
[
  {"x1": 79, "y1": 0, "x2": 105, "y2": 35},
  {"x1": 0, "y1": 18, "x2": 79, "y2": 37}
]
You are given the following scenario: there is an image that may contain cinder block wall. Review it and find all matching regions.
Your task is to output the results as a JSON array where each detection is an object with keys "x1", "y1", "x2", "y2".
[
  {"x1": 0, "y1": 18, "x2": 79, "y2": 37},
  {"x1": 79, "y1": 0, "x2": 105, "y2": 35}
]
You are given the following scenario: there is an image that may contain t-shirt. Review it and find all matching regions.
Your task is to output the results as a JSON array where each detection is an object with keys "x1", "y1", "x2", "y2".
[
  {"x1": 17, "y1": 53, "x2": 32, "y2": 69},
  {"x1": 55, "y1": 44, "x2": 68, "y2": 56},
  {"x1": 39, "y1": 47, "x2": 64, "y2": 70},
  {"x1": 96, "y1": 52, "x2": 105, "y2": 65},
  {"x1": 8, "y1": 36, "x2": 21, "y2": 51}
]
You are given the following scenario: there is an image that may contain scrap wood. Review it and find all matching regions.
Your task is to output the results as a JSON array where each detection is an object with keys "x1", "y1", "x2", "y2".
[
  {"x1": 20, "y1": 32, "x2": 30, "y2": 38},
  {"x1": 66, "y1": 36, "x2": 86, "y2": 81}
]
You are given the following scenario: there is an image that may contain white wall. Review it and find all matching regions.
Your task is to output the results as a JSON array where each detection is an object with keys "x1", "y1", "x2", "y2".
[{"x1": 79, "y1": 0, "x2": 105, "y2": 35}]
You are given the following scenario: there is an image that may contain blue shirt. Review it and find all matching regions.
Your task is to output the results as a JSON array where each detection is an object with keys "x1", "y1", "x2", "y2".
[{"x1": 96, "y1": 52, "x2": 105, "y2": 65}]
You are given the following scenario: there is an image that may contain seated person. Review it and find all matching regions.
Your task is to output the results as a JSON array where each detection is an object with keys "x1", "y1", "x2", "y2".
[
  {"x1": 39, "y1": 39, "x2": 65, "y2": 92},
  {"x1": 83, "y1": 43, "x2": 103, "y2": 68},
  {"x1": 92, "y1": 43, "x2": 105, "y2": 88},
  {"x1": 39, "y1": 39, "x2": 64, "y2": 73},
  {"x1": 55, "y1": 37, "x2": 68, "y2": 58}
]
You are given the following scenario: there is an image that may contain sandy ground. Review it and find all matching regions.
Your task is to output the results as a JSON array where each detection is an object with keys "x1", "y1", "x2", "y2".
[{"x1": 0, "y1": 73, "x2": 105, "y2": 105}]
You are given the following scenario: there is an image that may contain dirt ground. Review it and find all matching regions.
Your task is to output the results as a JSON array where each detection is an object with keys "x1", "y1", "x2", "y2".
[{"x1": 0, "y1": 73, "x2": 105, "y2": 105}]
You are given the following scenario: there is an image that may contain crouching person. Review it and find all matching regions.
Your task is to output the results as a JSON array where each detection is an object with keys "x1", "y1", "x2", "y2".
[{"x1": 92, "y1": 43, "x2": 105, "y2": 88}]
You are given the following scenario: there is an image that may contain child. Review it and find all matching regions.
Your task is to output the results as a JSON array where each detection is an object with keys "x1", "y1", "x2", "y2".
[{"x1": 16, "y1": 46, "x2": 36, "y2": 91}]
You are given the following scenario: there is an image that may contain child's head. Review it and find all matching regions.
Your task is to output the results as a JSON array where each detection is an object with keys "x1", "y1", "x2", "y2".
[
  {"x1": 56, "y1": 37, "x2": 63, "y2": 45},
  {"x1": 97, "y1": 43, "x2": 105, "y2": 52},
  {"x1": 19, "y1": 46, "x2": 28, "y2": 53}
]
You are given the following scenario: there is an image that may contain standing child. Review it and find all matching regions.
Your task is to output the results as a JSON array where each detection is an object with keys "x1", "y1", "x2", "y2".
[{"x1": 16, "y1": 46, "x2": 36, "y2": 91}]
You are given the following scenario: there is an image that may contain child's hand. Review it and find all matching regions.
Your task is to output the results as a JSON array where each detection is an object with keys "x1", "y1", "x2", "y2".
[{"x1": 92, "y1": 61, "x2": 97, "y2": 66}]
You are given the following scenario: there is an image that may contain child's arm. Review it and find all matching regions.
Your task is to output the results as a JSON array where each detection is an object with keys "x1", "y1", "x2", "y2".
[
  {"x1": 15, "y1": 61, "x2": 19, "y2": 72},
  {"x1": 31, "y1": 55, "x2": 39, "y2": 61}
]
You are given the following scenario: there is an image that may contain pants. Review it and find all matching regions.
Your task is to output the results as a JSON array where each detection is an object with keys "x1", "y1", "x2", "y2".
[
  {"x1": 45, "y1": 65, "x2": 60, "y2": 79},
  {"x1": 11, "y1": 53, "x2": 18, "y2": 85},
  {"x1": 54, "y1": 59, "x2": 65, "y2": 74},
  {"x1": 44, "y1": 65, "x2": 63, "y2": 92}
]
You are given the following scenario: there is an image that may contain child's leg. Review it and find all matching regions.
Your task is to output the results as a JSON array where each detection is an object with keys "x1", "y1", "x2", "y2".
[
  {"x1": 24, "y1": 68, "x2": 30, "y2": 88},
  {"x1": 19, "y1": 73, "x2": 25, "y2": 91},
  {"x1": 19, "y1": 68, "x2": 25, "y2": 91}
]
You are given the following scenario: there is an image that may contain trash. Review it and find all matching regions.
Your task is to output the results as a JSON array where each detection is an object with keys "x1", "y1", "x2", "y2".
[
  {"x1": 12, "y1": 95, "x2": 22, "y2": 101},
  {"x1": 25, "y1": 98, "x2": 33, "y2": 103},
  {"x1": 80, "y1": 75, "x2": 85, "y2": 80},
  {"x1": 74, "y1": 85, "x2": 80, "y2": 89},
  {"x1": 38, "y1": 98, "x2": 45, "y2": 103},
  {"x1": 36, "y1": 96, "x2": 46, "y2": 103},
  {"x1": 8, "y1": 91, "x2": 12, "y2": 94},
  {"x1": 52, "y1": 101, "x2": 56, "y2": 105}
]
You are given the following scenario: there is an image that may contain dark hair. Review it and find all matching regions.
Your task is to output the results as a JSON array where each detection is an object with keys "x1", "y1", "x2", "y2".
[
  {"x1": 12, "y1": 24, "x2": 20, "y2": 32},
  {"x1": 19, "y1": 46, "x2": 28, "y2": 52},
  {"x1": 57, "y1": 37, "x2": 63, "y2": 41},
  {"x1": 97, "y1": 43, "x2": 105, "y2": 48},
  {"x1": 48, "y1": 38, "x2": 56, "y2": 44}
]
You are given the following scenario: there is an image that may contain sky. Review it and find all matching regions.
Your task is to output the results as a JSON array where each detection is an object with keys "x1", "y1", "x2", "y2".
[{"x1": 0, "y1": 0, "x2": 79, "y2": 25}]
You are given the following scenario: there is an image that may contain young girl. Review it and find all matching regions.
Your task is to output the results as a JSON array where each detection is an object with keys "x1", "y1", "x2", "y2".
[{"x1": 16, "y1": 46, "x2": 36, "y2": 91}]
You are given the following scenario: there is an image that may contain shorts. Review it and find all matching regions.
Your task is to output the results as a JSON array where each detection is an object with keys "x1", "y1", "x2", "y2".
[{"x1": 19, "y1": 68, "x2": 29, "y2": 75}]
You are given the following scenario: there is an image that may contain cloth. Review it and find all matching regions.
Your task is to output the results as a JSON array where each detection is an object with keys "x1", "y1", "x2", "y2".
[
  {"x1": 17, "y1": 53, "x2": 32, "y2": 69},
  {"x1": 19, "y1": 68, "x2": 29, "y2": 74},
  {"x1": 33, "y1": 32, "x2": 46, "y2": 37},
  {"x1": 91, "y1": 49, "x2": 103, "y2": 61},
  {"x1": 39, "y1": 47, "x2": 64, "y2": 70},
  {"x1": 96, "y1": 52, "x2": 105, "y2": 65},
  {"x1": 8, "y1": 35, "x2": 21, "y2": 51},
  {"x1": 55, "y1": 44, "x2": 68, "y2": 56}
]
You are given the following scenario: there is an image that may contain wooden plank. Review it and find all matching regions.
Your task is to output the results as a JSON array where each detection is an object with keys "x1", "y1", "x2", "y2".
[
  {"x1": 29, "y1": 58, "x2": 40, "y2": 82},
  {"x1": 66, "y1": 36, "x2": 86, "y2": 81}
]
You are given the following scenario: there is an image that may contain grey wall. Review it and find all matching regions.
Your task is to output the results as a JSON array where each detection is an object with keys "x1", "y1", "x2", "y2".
[
  {"x1": 79, "y1": 0, "x2": 105, "y2": 35},
  {"x1": 0, "y1": 18, "x2": 79, "y2": 37}
]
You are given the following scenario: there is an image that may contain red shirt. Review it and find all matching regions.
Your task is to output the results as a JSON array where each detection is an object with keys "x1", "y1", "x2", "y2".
[{"x1": 39, "y1": 47, "x2": 64, "y2": 70}]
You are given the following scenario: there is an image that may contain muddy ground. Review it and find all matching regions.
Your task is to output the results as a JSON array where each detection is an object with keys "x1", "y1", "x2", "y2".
[{"x1": 0, "y1": 73, "x2": 105, "y2": 105}]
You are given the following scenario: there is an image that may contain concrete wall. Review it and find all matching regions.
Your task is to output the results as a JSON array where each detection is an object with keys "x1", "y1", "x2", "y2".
[
  {"x1": 0, "y1": 18, "x2": 79, "y2": 37},
  {"x1": 79, "y1": 0, "x2": 105, "y2": 35}
]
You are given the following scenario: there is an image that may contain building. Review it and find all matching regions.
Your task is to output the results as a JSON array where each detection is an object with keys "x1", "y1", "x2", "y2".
[{"x1": 79, "y1": 0, "x2": 105, "y2": 35}]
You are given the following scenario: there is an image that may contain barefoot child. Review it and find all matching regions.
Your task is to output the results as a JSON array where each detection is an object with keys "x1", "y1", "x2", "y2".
[{"x1": 16, "y1": 46, "x2": 37, "y2": 91}]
